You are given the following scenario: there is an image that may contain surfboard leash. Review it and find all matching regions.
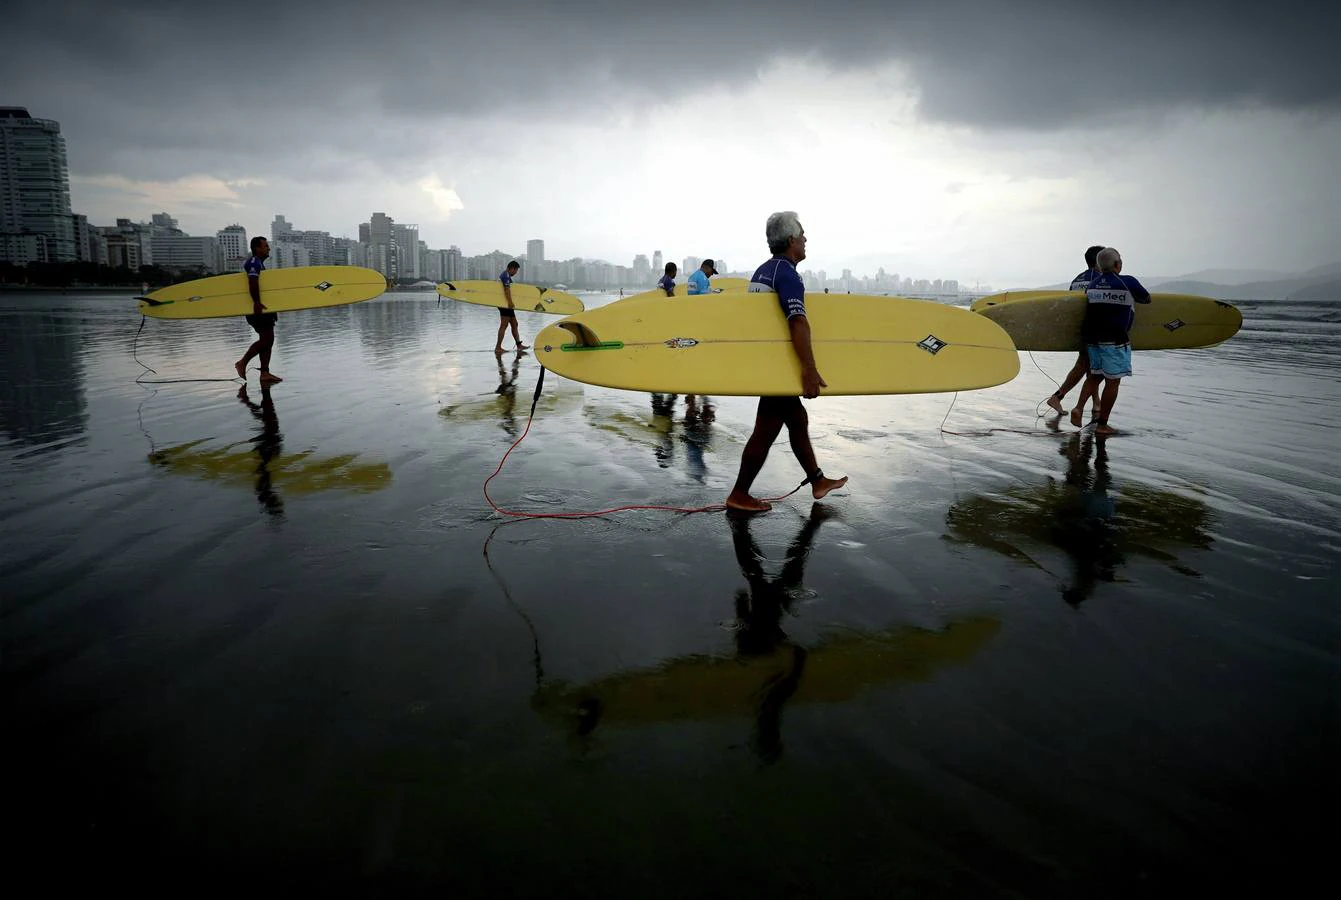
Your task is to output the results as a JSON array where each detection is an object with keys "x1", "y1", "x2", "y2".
[
  {"x1": 131, "y1": 316, "x2": 246, "y2": 385},
  {"x1": 481, "y1": 368, "x2": 809, "y2": 519}
]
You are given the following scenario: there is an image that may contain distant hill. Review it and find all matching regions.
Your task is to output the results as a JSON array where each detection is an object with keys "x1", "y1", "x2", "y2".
[
  {"x1": 1290, "y1": 279, "x2": 1341, "y2": 302},
  {"x1": 1145, "y1": 268, "x2": 1290, "y2": 287}
]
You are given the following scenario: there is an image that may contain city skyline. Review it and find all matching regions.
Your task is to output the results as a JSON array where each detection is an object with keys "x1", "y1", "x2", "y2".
[{"x1": 3, "y1": 2, "x2": 1336, "y2": 287}]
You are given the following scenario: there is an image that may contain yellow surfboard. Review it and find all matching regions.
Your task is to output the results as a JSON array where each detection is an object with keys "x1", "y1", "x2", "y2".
[
  {"x1": 535, "y1": 292, "x2": 1020, "y2": 396},
  {"x1": 437, "y1": 280, "x2": 585, "y2": 315},
  {"x1": 971, "y1": 290, "x2": 1242, "y2": 351},
  {"x1": 138, "y1": 266, "x2": 387, "y2": 319}
]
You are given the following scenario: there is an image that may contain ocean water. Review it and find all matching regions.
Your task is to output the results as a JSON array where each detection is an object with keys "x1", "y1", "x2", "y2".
[{"x1": 3, "y1": 290, "x2": 1337, "y2": 895}]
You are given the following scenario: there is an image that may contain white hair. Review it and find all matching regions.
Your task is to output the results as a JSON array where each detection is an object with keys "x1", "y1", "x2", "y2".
[
  {"x1": 765, "y1": 211, "x2": 802, "y2": 254},
  {"x1": 1097, "y1": 247, "x2": 1122, "y2": 272}
]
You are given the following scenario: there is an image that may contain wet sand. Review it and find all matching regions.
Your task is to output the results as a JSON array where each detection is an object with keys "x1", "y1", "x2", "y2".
[{"x1": 2, "y1": 290, "x2": 1337, "y2": 895}]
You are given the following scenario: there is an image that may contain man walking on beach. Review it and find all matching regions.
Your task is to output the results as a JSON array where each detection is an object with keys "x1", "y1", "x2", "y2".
[
  {"x1": 495, "y1": 260, "x2": 528, "y2": 355},
  {"x1": 235, "y1": 236, "x2": 282, "y2": 383},
  {"x1": 1071, "y1": 247, "x2": 1151, "y2": 435},
  {"x1": 725, "y1": 211, "x2": 847, "y2": 513},
  {"x1": 687, "y1": 259, "x2": 717, "y2": 295},
  {"x1": 1044, "y1": 244, "x2": 1106, "y2": 416},
  {"x1": 657, "y1": 262, "x2": 678, "y2": 297}
]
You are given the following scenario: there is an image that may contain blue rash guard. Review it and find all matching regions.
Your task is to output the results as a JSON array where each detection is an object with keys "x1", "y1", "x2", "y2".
[
  {"x1": 657, "y1": 274, "x2": 676, "y2": 296},
  {"x1": 748, "y1": 255, "x2": 806, "y2": 319},
  {"x1": 687, "y1": 269, "x2": 711, "y2": 295},
  {"x1": 1082, "y1": 270, "x2": 1151, "y2": 344},
  {"x1": 1069, "y1": 268, "x2": 1098, "y2": 291},
  {"x1": 244, "y1": 255, "x2": 265, "y2": 277}
]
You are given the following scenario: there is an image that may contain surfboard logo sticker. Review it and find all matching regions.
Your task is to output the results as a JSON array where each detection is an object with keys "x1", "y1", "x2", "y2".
[
  {"x1": 664, "y1": 338, "x2": 699, "y2": 349},
  {"x1": 1164, "y1": 319, "x2": 1185, "y2": 331},
  {"x1": 315, "y1": 281, "x2": 333, "y2": 292},
  {"x1": 917, "y1": 335, "x2": 947, "y2": 355},
  {"x1": 188, "y1": 295, "x2": 204, "y2": 302}
]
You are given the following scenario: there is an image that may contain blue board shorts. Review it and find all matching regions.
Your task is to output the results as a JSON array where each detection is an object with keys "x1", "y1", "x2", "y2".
[{"x1": 1086, "y1": 343, "x2": 1132, "y2": 379}]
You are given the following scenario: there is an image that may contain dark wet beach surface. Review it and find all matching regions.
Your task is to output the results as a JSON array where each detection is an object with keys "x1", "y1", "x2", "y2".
[{"x1": 3, "y1": 291, "x2": 1337, "y2": 895}]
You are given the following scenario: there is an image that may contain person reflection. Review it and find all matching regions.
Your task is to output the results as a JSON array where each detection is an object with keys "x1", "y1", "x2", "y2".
[
  {"x1": 682, "y1": 394, "x2": 716, "y2": 484},
  {"x1": 495, "y1": 352, "x2": 523, "y2": 438},
  {"x1": 1055, "y1": 432, "x2": 1119, "y2": 606},
  {"x1": 649, "y1": 392, "x2": 678, "y2": 468},
  {"x1": 237, "y1": 384, "x2": 283, "y2": 517},
  {"x1": 728, "y1": 504, "x2": 835, "y2": 762}
]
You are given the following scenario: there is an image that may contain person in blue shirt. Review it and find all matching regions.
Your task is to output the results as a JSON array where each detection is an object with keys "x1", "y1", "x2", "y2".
[
  {"x1": 1070, "y1": 247, "x2": 1151, "y2": 435},
  {"x1": 494, "y1": 260, "x2": 529, "y2": 355},
  {"x1": 687, "y1": 259, "x2": 717, "y2": 295},
  {"x1": 234, "y1": 236, "x2": 282, "y2": 383},
  {"x1": 1044, "y1": 244, "x2": 1106, "y2": 416},
  {"x1": 725, "y1": 211, "x2": 847, "y2": 513},
  {"x1": 657, "y1": 262, "x2": 678, "y2": 296}
]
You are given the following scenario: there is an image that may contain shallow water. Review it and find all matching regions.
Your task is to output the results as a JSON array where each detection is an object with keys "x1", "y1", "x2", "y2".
[{"x1": 3, "y1": 290, "x2": 1337, "y2": 894}]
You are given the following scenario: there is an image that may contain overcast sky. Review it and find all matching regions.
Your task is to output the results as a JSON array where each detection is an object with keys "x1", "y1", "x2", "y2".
[{"x1": 6, "y1": 0, "x2": 1338, "y2": 286}]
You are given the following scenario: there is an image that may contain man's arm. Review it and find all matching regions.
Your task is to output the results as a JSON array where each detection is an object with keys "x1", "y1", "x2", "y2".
[
  {"x1": 502, "y1": 281, "x2": 514, "y2": 309},
  {"x1": 788, "y1": 316, "x2": 825, "y2": 399},
  {"x1": 248, "y1": 267, "x2": 265, "y2": 312}
]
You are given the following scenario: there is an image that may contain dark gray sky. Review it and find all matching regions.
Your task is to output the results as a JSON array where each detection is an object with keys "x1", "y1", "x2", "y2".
[{"x1": 6, "y1": 0, "x2": 1338, "y2": 284}]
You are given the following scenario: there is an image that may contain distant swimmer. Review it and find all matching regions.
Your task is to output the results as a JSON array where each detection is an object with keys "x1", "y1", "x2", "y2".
[
  {"x1": 687, "y1": 258, "x2": 717, "y2": 295},
  {"x1": 234, "y1": 236, "x2": 282, "y2": 383},
  {"x1": 657, "y1": 261, "x2": 678, "y2": 297},
  {"x1": 1044, "y1": 244, "x2": 1106, "y2": 416},
  {"x1": 725, "y1": 211, "x2": 847, "y2": 513},
  {"x1": 494, "y1": 260, "x2": 529, "y2": 355},
  {"x1": 1070, "y1": 247, "x2": 1151, "y2": 435}
]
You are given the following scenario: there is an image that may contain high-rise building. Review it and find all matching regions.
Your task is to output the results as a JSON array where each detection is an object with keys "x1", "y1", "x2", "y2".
[
  {"x1": 444, "y1": 245, "x2": 463, "y2": 282},
  {"x1": 217, "y1": 224, "x2": 247, "y2": 273},
  {"x1": 151, "y1": 212, "x2": 180, "y2": 234},
  {"x1": 526, "y1": 238, "x2": 544, "y2": 282},
  {"x1": 652, "y1": 250, "x2": 662, "y2": 275},
  {"x1": 271, "y1": 214, "x2": 293, "y2": 241},
  {"x1": 0, "y1": 107, "x2": 76, "y2": 263},
  {"x1": 632, "y1": 254, "x2": 650, "y2": 285},
  {"x1": 366, "y1": 213, "x2": 394, "y2": 277},
  {"x1": 152, "y1": 235, "x2": 220, "y2": 273},
  {"x1": 391, "y1": 223, "x2": 419, "y2": 279}
]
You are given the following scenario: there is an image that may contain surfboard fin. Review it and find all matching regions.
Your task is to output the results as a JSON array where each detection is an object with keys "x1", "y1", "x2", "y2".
[
  {"x1": 558, "y1": 321, "x2": 621, "y2": 351},
  {"x1": 137, "y1": 296, "x2": 170, "y2": 306}
]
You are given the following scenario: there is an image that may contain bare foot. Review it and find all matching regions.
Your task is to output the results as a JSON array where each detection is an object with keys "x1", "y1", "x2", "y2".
[
  {"x1": 1094, "y1": 423, "x2": 1118, "y2": 435},
  {"x1": 1069, "y1": 408, "x2": 1083, "y2": 428},
  {"x1": 259, "y1": 372, "x2": 283, "y2": 384},
  {"x1": 235, "y1": 359, "x2": 247, "y2": 378},
  {"x1": 516, "y1": 342, "x2": 530, "y2": 350},
  {"x1": 494, "y1": 346, "x2": 505, "y2": 355},
  {"x1": 812, "y1": 475, "x2": 848, "y2": 500},
  {"x1": 1045, "y1": 394, "x2": 1064, "y2": 414},
  {"x1": 725, "y1": 491, "x2": 772, "y2": 513}
]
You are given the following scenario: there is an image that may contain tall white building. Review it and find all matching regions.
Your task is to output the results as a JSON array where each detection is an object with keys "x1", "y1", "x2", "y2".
[
  {"x1": 216, "y1": 224, "x2": 247, "y2": 273},
  {"x1": 526, "y1": 238, "x2": 544, "y2": 282},
  {"x1": 152, "y1": 235, "x2": 221, "y2": 273},
  {"x1": 391, "y1": 223, "x2": 419, "y2": 279},
  {"x1": 0, "y1": 107, "x2": 76, "y2": 263},
  {"x1": 652, "y1": 250, "x2": 663, "y2": 275}
]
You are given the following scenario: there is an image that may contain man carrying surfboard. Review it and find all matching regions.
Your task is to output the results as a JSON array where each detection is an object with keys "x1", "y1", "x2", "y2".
[
  {"x1": 1044, "y1": 244, "x2": 1106, "y2": 416},
  {"x1": 657, "y1": 262, "x2": 678, "y2": 297},
  {"x1": 235, "y1": 236, "x2": 282, "y2": 384},
  {"x1": 688, "y1": 259, "x2": 717, "y2": 295},
  {"x1": 1070, "y1": 247, "x2": 1151, "y2": 435},
  {"x1": 494, "y1": 260, "x2": 529, "y2": 355},
  {"x1": 725, "y1": 211, "x2": 848, "y2": 513}
]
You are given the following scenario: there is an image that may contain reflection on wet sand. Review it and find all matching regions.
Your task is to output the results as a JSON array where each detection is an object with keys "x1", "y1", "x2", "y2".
[
  {"x1": 533, "y1": 507, "x2": 1000, "y2": 761},
  {"x1": 439, "y1": 356, "x2": 582, "y2": 436},
  {"x1": 0, "y1": 312, "x2": 88, "y2": 451},
  {"x1": 584, "y1": 393, "x2": 722, "y2": 474},
  {"x1": 148, "y1": 385, "x2": 391, "y2": 505},
  {"x1": 946, "y1": 433, "x2": 1214, "y2": 604}
]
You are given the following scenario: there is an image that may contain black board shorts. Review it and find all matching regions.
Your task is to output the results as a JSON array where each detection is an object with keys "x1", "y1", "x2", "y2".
[
  {"x1": 498, "y1": 307, "x2": 516, "y2": 319},
  {"x1": 246, "y1": 312, "x2": 278, "y2": 331}
]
